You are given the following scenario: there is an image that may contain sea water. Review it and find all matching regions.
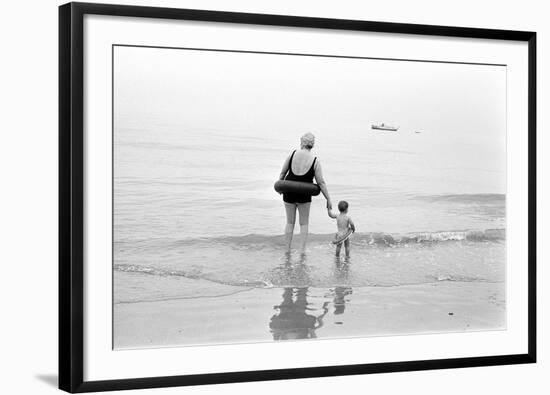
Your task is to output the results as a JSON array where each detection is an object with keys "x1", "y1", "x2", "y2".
[{"x1": 113, "y1": 125, "x2": 506, "y2": 306}]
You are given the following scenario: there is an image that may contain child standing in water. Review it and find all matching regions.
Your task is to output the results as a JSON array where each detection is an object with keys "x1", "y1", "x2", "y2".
[{"x1": 328, "y1": 201, "x2": 355, "y2": 257}]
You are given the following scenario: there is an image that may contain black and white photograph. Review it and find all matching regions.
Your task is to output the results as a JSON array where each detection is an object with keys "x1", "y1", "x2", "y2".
[
  {"x1": 2, "y1": 0, "x2": 546, "y2": 393},
  {"x1": 113, "y1": 44, "x2": 508, "y2": 349}
]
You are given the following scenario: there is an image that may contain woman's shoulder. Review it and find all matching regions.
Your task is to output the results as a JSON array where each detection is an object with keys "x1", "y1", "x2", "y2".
[
  {"x1": 284, "y1": 150, "x2": 296, "y2": 161},
  {"x1": 313, "y1": 156, "x2": 320, "y2": 167}
]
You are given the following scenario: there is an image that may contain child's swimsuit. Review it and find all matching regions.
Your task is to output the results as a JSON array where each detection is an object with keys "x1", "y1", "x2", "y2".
[
  {"x1": 283, "y1": 150, "x2": 317, "y2": 204},
  {"x1": 332, "y1": 228, "x2": 351, "y2": 245},
  {"x1": 334, "y1": 229, "x2": 350, "y2": 245}
]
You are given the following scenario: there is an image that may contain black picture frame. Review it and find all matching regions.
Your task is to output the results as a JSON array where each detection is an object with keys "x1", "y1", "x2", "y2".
[{"x1": 59, "y1": 2, "x2": 537, "y2": 393}]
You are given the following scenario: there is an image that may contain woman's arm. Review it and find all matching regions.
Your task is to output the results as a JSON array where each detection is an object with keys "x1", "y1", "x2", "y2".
[
  {"x1": 278, "y1": 153, "x2": 292, "y2": 180},
  {"x1": 314, "y1": 160, "x2": 332, "y2": 209}
]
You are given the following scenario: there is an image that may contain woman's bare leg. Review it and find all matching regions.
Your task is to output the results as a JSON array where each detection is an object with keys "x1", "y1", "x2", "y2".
[
  {"x1": 284, "y1": 203, "x2": 297, "y2": 251},
  {"x1": 297, "y1": 202, "x2": 311, "y2": 253}
]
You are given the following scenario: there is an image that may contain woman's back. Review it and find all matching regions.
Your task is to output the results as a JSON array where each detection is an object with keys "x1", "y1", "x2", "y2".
[{"x1": 290, "y1": 150, "x2": 315, "y2": 175}]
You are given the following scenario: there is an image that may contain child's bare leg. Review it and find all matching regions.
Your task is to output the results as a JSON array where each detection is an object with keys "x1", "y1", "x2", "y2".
[
  {"x1": 344, "y1": 239, "x2": 350, "y2": 257},
  {"x1": 335, "y1": 243, "x2": 342, "y2": 256},
  {"x1": 284, "y1": 203, "x2": 296, "y2": 251}
]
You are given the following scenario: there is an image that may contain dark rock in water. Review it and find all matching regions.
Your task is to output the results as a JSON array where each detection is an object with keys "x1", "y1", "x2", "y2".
[{"x1": 448, "y1": 312, "x2": 454, "y2": 316}]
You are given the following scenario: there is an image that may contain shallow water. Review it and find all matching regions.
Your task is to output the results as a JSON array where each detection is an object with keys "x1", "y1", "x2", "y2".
[
  {"x1": 113, "y1": 123, "x2": 507, "y2": 301},
  {"x1": 114, "y1": 232, "x2": 504, "y2": 303}
]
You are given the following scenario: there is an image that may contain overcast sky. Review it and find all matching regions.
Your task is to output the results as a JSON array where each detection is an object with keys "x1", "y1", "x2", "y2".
[{"x1": 114, "y1": 45, "x2": 505, "y2": 142}]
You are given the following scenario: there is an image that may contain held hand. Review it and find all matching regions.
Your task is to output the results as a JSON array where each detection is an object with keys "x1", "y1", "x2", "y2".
[{"x1": 326, "y1": 200, "x2": 332, "y2": 210}]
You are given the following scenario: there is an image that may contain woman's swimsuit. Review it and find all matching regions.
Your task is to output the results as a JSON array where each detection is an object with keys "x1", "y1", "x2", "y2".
[{"x1": 283, "y1": 150, "x2": 317, "y2": 204}]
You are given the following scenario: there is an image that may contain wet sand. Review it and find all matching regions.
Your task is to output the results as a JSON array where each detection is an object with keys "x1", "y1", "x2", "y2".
[{"x1": 114, "y1": 281, "x2": 505, "y2": 349}]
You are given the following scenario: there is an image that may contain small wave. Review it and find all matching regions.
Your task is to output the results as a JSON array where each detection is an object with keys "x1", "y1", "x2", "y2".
[
  {"x1": 397, "y1": 229, "x2": 505, "y2": 244},
  {"x1": 412, "y1": 193, "x2": 505, "y2": 204},
  {"x1": 114, "y1": 264, "x2": 274, "y2": 288},
  {"x1": 115, "y1": 228, "x2": 505, "y2": 251},
  {"x1": 431, "y1": 274, "x2": 495, "y2": 283},
  {"x1": 114, "y1": 263, "x2": 502, "y2": 289},
  {"x1": 114, "y1": 264, "x2": 199, "y2": 278}
]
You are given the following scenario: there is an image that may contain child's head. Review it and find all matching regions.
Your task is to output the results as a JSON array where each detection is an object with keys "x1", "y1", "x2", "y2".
[{"x1": 338, "y1": 201, "x2": 349, "y2": 213}]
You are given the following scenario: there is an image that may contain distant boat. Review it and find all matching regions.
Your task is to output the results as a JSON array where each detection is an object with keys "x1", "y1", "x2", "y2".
[
  {"x1": 371, "y1": 123, "x2": 399, "y2": 131},
  {"x1": 415, "y1": 131, "x2": 422, "y2": 134}
]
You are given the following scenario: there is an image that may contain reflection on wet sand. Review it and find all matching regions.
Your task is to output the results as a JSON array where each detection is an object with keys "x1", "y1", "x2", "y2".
[
  {"x1": 333, "y1": 287, "x2": 353, "y2": 317},
  {"x1": 269, "y1": 253, "x2": 354, "y2": 340},
  {"x1": 333, "y1": 256, "x2": 353, "y2": 318},
  {"x1": 269, "y1": 287, "x2": 329, "y2": 340}
]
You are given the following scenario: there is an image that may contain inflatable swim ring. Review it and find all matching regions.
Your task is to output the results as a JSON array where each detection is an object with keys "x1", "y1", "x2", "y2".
[
  {"x1": 332, "y1": 228, "x2": 354, "y2": 245},
  {"x1": 274, "y1": 180, "x2": 321, "y2": 196}
]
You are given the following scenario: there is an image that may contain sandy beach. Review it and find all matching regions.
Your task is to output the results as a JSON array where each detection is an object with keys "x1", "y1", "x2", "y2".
[{"x1": 114, "y1": 280, "x2": 505, "y2": 349}]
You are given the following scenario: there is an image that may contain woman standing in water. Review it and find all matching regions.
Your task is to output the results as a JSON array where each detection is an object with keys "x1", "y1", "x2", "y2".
[{"x1": 278, "y1": 133, "x2": 332, "y2": 252}]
